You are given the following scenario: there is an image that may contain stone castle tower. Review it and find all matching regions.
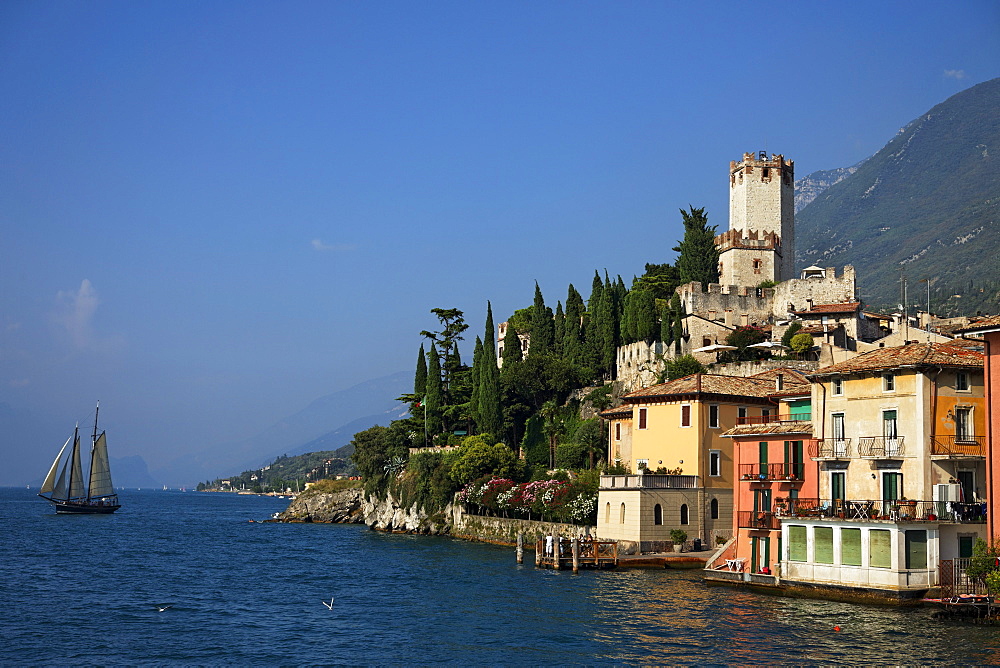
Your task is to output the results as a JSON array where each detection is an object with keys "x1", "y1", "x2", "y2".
[{"x1": 717, "y1": 152, "x2": 795, "y2": 286}]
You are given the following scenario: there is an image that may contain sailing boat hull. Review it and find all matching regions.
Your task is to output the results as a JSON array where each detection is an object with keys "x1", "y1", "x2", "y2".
[{"x1": 51, "y1": 500, "x2": 120, "y2": 514}]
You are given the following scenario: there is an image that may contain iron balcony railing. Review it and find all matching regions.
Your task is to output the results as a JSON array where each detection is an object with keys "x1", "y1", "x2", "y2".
[
  {"x1": 738, "y1": 462, "x2": 806, "y2": 482},
  {"x1": 737, "y1": 415, "x2": 780, "y2": 425},
  {"x1": 931, "y1": 435, "x2": 986, "y2": 458},
  {"x1": 600, "y1": 474, "x2": 700, "y2": 490},
  {"x1": 772, "y1": 497, "x2": 986, "y2": 523},
  {"x1": 858, "y1": 435, "x2": 906, "y2": 458},
  {"x1": 808, "y1": 438, "x2": 852, "y2": 459},
  {"x1": 737, "y1": 510, "x2": 780, "y2": 530}
]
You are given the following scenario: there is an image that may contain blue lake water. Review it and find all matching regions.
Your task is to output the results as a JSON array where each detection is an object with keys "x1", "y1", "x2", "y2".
[{"x1": 3, "y1": 486, "x2": 999, "y2": 665}]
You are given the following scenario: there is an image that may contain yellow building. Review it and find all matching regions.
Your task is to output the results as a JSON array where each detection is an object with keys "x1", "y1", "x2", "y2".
[{"x1": 597, "y1": 369, "x2": 809, "y2": 553}]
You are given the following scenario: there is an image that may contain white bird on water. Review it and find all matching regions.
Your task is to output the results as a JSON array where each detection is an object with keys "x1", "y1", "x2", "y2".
[
  {"x1": 322, "y1": 598, "x2": 334, "y2": 610},
  {"x1": 155, "y1": 604, "x2": 173, "y2": 613}
]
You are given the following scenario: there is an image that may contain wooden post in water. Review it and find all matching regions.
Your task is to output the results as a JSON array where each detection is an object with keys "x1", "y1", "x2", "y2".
[
  {"x1": 551, "y1": 531, "x2": 559, "y2": 570},
  {"x1": 516, "y1": 532, "x2": 524, "y2": 564},
  {"x1": 572, "y1": 537, "x2": 580, "y2": 573},
  {"x1": 535, "y1": 538, "x2": 543, "y2": 567}
]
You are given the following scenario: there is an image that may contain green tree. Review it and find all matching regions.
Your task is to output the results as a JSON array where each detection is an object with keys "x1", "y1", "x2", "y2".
[
  {"x1": 673, "y1": 206, "x2": 720, "y2": 289},
  {"x1": 723, "y1": 325, "x2": 769, "y2": 362},
  {"x1": 530, "y1": 282, "x2": 555, "y2": 355},
  {"x1": 790, "y1": 331, "x2": 814, "y2": 356},
  {"x1": 425, "y1": 343, "x2": 443, "y2": 437},
  {"x1": 420, "y1": 307, "x2": 469, "y2": 394},
  {"x1": 662, "y1": 354, "x2": 708, "y2": 381},
  {"x1": 350, "y1": 424, "x2": 412, "y2": 493},
  {"x1": 660, "y1": 303, "x2": 673, "y2": 346},
  {"x1": 520, "y1": 415, "x2": 548, "y2": 467},
  {"x1": 450, "y1": 436, "x2": 520, "y2": 486},
  {"x1": 502, "y1": 318, "x2": 523, "y2": 364},
  {"x1": 414, "y1": 344, "x2": 427, "y2": 398},
  {"x1": 478, "y1": 303, "x2": 503, "y2": 437},
  {"x1": 781, "y1": 322, "x2": 803, "y2": 350},
  {"x1": 563, "y1": 284, "x2": 585, "y2": 366},
  {"x1": 633, "y1": 262, "x2": 682, "y2": 300},
  {"x1": 671, "y1": 293, "x2": 685, "y2": 353}
]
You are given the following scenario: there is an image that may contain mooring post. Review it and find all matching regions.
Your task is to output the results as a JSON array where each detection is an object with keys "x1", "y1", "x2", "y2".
[
  {"x1": 551, "y1": 531, "x2": 559, "y2": 570},
  {"x1": 516, "y1": 532, "x2": 524, "y2": 564},
  {"x1": 572, "y1": 537, "x2": 580, "y2": 573},
  {"x1": 535, "y1": 538, "x2": 543, "y2": 567}
]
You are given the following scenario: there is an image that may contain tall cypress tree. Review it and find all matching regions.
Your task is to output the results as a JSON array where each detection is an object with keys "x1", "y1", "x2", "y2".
[
  {"x1": 673, "y1": 206, "x2": 720, "y2": 289},
  {"x1": 660, "y1": 304, "x2": 673, "y2": 346},
  {"x1": 530, "y1": 282, "x2": 554, "y2": 354},
  {"x1": 671, "y1": 293, "x2": 685, "y2": 353},
  {"x1": 478, "y1": 303, "x2": 503, "y2": 437},
  {"x1": 425, "y1": 343, "x2": 443, "y2": 437},
  {"x1": 470, "y1": 336, "x2": 483, "y2": 425},
  {"x1": 414, "y1": 344, "x2": 427, "y2": 398},
  {"x1": 553, "y1": 301, "x2": 565, "y2": 357},
  {"x1": 563, "y1": 284, "x2": 585, "y2": 364},
  {"x1": 635, "y1": 289, "x2": 657, "y2": 344},
  {"x1": 502, "y1": 319, "x2": 523, "y2": 364},
  {"x1": 584, "y1": 271, "x2": 606, "y2": 372}
]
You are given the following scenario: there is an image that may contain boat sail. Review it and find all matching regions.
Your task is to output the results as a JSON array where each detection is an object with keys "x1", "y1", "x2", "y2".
[{"x1": 38, "y1": 402, "x2": 121, "y2": 514}]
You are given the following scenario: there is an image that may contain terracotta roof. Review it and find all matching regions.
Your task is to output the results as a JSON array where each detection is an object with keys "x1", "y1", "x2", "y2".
[
  {"x1": 623, "y1": 371, "x2": 809, "y2": 403},
  {"x1": 862, "y1": 311, "x2": 893, "y2": 321},
  {"x1": 808, "y1": 341, "x2": 983, "y2": 378},
  {"x1": 599, "y1": 405, "x2": 633, "y2": 419},
  {"x1": 793, "y1": 302, "x2": 861, "y2": 316},
  {"x1": 955, "y1": 315, "x2": 1000, "y2": 334},
  {"x1": 721, "y1": 421, "x2": 814, "y2": 437}
]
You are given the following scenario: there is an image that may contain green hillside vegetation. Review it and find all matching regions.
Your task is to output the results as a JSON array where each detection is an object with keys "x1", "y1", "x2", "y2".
[
  {"x1": 198, "y1": 449, "x2": 355, "y2": 492},
  {"x1": 795, "y1": 77, "x2": 1000, "y2": 315}
]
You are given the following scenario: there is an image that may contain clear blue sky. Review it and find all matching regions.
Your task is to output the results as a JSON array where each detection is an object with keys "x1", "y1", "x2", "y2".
[{"x1": 2, "y1": 1, "x2": 998, "y2": 484}]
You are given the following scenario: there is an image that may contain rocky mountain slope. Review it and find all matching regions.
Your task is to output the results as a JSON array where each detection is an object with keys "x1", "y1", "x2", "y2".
[{"x1": 793, "y1": 78, "x2": 1000, "y2": 314}]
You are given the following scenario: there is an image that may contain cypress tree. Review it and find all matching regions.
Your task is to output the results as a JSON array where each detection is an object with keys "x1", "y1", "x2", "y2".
[
  {"x1": 414, "y1": 344, "x2": 427, "y2": 397},
  {"x1": 530, "y1": 282, "x2": 554, "y2": 354},
  {"x1": 673, "y1": 206, "x2": 720, "y2": 289},
  {"x1": 502, "y1": 319, "x2": 523, "y2": 364},
  {"x1": 553, "y1": 301, "x2": 565, "y2": 357},
  {"x1": 478, "y1": 303, "x2": 503, "y2": 437},
  {"x1": 671, "y1": 293, "x2": 685, "y2": 353},
  {"x1": 425, "y1": 343, "x2": 443, "y2": 437},
  {"x1": 563, "y1": 284, "x2": 585, "y2": 364},
  {"x1": 470, "y1": 336, "x2": 483, "y2": 424},
  {"x1": 660, "y1": 304, "x2": 673, "y2": 346},
  {"x1": 635, "y1": 289, "x2": 657, "y2": 344}
]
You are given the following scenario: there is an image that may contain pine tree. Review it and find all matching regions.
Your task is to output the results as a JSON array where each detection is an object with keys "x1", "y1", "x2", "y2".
[
  {"x1": 673, "y1": 206, "x2": 720, "y2": 289},
  {"x1": 425, "y1": 343, "x2": 443, "y2": 437},
  {"x1": 478, "y1": 303, "x2": 502, "y2": 437}
]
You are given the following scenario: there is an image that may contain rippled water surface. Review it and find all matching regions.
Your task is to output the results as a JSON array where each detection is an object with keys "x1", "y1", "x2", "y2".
[{"x1": 3, "y1": 487, "x2": 999, "y2": 665}]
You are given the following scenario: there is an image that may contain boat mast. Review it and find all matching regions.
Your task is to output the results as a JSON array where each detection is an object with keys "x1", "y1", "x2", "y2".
[
  {"x1": 88, "y1": 401, "x2": 100, "y2": 502},
  {"x1": 67, "y1": 424, "x2": 79, "y2": 502}
]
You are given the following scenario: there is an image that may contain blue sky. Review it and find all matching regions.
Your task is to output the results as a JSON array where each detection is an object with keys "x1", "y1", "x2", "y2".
[{"x1": 2, "y1": 1, "x2": 998, "y2": 484}]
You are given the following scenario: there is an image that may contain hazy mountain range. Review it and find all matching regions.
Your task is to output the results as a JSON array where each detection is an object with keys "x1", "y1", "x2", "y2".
[{"x1": 794, "y1": 77, "x2": 1000, "y2": 314}]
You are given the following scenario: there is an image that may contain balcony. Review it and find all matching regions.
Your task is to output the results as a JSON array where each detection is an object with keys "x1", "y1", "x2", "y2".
[
  {"x1": 772, "y1": 497, "x2": 985, "y2": 524},
  {"x1": 600, "y1": 474, "x2": 699, "y2": 490},
  {"x1": 737, "y1": 510, "x2": 780, "y2": 530},
  {"x1": 858, "y1": 436, "x2": 905, "y2": 458},
  {"x1": 931, "y1": 435, "x2": 986, "y2": 459},
  {"x1": 809, "y1": 438, "x2": 852, "y2": 460},
  {"x1": 737, "y1": 415, "x2": 780, "y2": 425},
  {"x1": 738, "y1": 462, "x2": 805, "y2": 482}
]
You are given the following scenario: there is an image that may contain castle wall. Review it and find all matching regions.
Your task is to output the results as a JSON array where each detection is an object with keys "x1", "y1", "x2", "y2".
[
  {"x1": 616, "y1": 340, "x2": 665, "y2": 393},
  {"x1": 771, "y1": 266, "x2": 857, "y2": 319}
]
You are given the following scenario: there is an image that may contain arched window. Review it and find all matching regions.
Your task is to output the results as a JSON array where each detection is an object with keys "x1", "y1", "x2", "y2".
[
  {"x1": 680, "y1": 504, "x2": 689, "y2": 525},
  {"x1": 710, "y1": 498, "x2": 719, "y2": 520},
  {"x1": 654, "y1": 504, "x2": 663, "y2": 525},
  {"x1": 605, "y1": 502, "x2": 611, "y2": 525},
  {"x1": 620, "y1": 503, "x2": 626, "y2": 524}
]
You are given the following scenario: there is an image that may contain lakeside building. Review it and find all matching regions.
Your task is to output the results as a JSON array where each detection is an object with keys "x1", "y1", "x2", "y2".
[
  {"x1": 706, "y1": 340, "x2": 988, "y2": 603},
  {"x1": 596, "y1": 368, "x2": 809, "y2": 553},
  {"x1": 953, "y1": 315, "x2": 1000, "y2": 543}
]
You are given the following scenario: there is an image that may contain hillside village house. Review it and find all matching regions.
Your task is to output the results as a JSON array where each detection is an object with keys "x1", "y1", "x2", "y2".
[
  {"x1": 761, "y1": 342, "x2": 986, "y2": 602},
  {"x1": 596, "y1": 369, "x2": 809, "y2": 553}
]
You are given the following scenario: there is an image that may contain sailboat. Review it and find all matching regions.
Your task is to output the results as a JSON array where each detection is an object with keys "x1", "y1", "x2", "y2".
[{"x1": 38, "y1": 402, "x2": 121, "y2": 514}]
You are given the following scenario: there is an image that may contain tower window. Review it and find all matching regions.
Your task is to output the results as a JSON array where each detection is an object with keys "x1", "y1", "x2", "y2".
[{"x1": 753, "y1": 259, "x2": 762, "y2": 274}]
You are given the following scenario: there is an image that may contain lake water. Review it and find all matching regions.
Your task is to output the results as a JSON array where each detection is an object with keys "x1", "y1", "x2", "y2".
[{"x1": 3, "y1": 487, "x2": 999, "y2": 665}]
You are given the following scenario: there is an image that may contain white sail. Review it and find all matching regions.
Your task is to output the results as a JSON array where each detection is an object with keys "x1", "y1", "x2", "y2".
[
  {"x1": 68, "y1": 433, "x2": 85, "y2": 499},
  {"x1": 40, "y1": 435, "x2": 72, "y2": 495},
  {"x1": 88, "y1": 432, "x2": 115, "y2": 498}
]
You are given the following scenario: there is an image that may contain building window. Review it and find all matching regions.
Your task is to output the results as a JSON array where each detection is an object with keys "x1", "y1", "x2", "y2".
[
  {"x1": 638, "y1": 408, "x2": 647, "y2": 430},
  {"x1": 615, "y1": 423, "x2": 621, "y2": 441},
  {"x1": 709, "y1": 450, "x2": 721, "y2": 477},
  {"x1": 842, "y1": 528, "x2": 863, "y2": 566},
  {"x1": 654, "y1": 504, "x2": 663, "y2": 525},
  {"x1": 815, "y1": 526, "x2": 834, "y2": 564},
  {"x1": 832, "y1": 378, "x2": 844, "y2": 396},
  {"x1": 883, "y1": 373, "x2": 895, "y2": 392},
  {"x1": 905, "y1": 530, "x2": 928, "y2": 570},
  {"x1": 681, "y1": 404, "x2": 691, "y2": 427},
  {"x1": 870, "y1": 529, "x2": 892, "y2": 569},
  {"x1": 709, "y1": 404, "x2": 720, "y2": 429},
  {"x1": 605, "y1": 503, "x2": 610, "y2": 525},
  {"x1": 710, "y1": 498, "x2": 719, "y2": 519},
  {"x1": 776, "y1": 374, "x2": 784, "y2": 391},
  {"x1": 882, "y1": 471, "x2": 902, "y2": 501},
  {"x1": 680, "y1": 504, "x2": 689, "y2": 525},
  {"x1": 620, "y1": 503, "x2": 626, "y2": 524},
  {"x1": 753, "y1": 259, "x2": 762, "y2": 274},
  {"x1": 956, "y1": 372, "x2": 970, "y2": 392},
  {"x1": 738, "y1": 406, "x2": 747, "y2": 424},
  {"x1": 788, "y1": 525, "x2": 807, "y2": 562},
  {"x1": 955, "y1": 407, "x2": 973, "y2": 442}
]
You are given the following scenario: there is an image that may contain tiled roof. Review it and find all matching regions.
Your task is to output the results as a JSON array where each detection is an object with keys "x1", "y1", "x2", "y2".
[
  {"x1": 809, "y1": 341, "x2": 983, "y2": 377},
  {"x1": 599, "y1": 405, "x2": 633, "y2": 419},
  {"x1": 793, "y1": 301, "x2": 861, "y2": 315},
  {"x1": 862, "y1": 311, "x2": 894, "y2": 321},
  {"x1": 721, "y1": 421, "x2": 814, "y2": 437},
  {"x1": 623, "y1": 370, "x2": 809, "y2": 403},
  {"x1": 955, "y1": 315, "x2": 1000, "y2": 334}
]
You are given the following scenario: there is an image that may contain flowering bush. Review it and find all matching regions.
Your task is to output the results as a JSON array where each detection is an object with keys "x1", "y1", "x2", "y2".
[{"x1": 458, "y1": 475, "x2": 597, "y2": 524}]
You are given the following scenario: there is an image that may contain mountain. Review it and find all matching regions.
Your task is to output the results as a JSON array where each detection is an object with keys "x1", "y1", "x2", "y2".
[
  {"x1": 152, "y1": 370, "x2": 411, "y2": 485},
  {"x1": 794, "y1": 163, "x2": 863, "y2": 212},
  {"x1": 286, "y1": 404, "x2": 410, "y2": 458},
  {"x1": 794, "y1": 78, "x2": 1000, "y2": 314}
]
